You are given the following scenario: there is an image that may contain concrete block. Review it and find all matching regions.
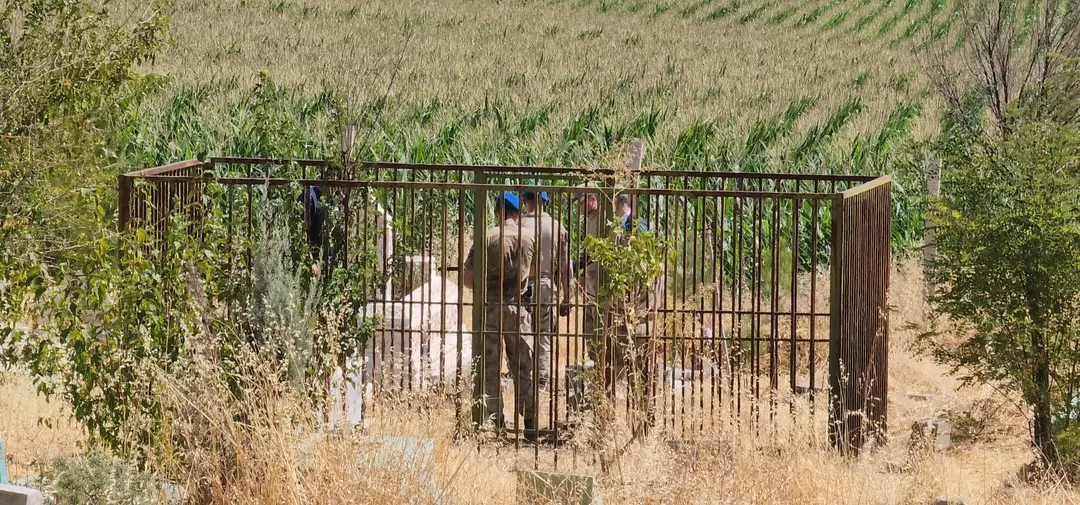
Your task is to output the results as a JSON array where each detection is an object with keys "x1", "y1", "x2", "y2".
[
  {"x1": 931, "y1": 498, "x2": 967, "y2": 505},
  {"x1": 355, "y1": 201, "x2": 395, "y2": 301},
  {"x1": 160, "y1": 482, "x2": 186, "y2": 505},
  {"x1": 911, "y1": 417, "x2": 952, "y2": 454},
  {"x1": 359, "y1": 435, "x2": 435, "y2": 468},
  {"x1": 357, "y1": 436, "x2": 439, "y2": 502},
  {"x1": 793, "y1": 383, "x2": 824, "y2": 396},
  {"x1": 0, "y1": 484, "x2": 45, "y2": 505},
  {"x1": 516, "y1": 469, "x2": 601, "y2": 505},
  {"x1": 659, "y1": 365, "x2": 718, "y2": 393},
  {"x1": 395, "y1": 255, "x2": 434, "y2": 298},
  {"x1": 665, "y1": 439, "x2": 733, "y2": 461},
  {"x1": 363, "y1": 274, "x2": 472, "y2": 394}
]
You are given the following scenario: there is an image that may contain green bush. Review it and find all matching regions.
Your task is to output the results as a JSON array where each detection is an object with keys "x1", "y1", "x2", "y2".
[
  {"x1": 0, "y1": 0, "x2": 167, "y2": 257},
  {"x1": 1056, "y1": 426, "x2": 1080, "y2": 482},
  {"x1": 925, "y1": 120, "x2": 1080, "y2": 464},
  {"x1": 50, "y1": 453, "x2": 165, "y2": 505}
]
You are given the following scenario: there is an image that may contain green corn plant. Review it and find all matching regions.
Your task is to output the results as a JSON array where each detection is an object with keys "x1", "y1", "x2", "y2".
[
  {"x1": 704, "y1": 0, "x2": 742, "y2": 21},
  {"x1": 890, "y1": 0, "x2": 944, "y2": 46},
  {"x1": 742, "y1": 96, "x2": 818, "y2": 166},
  {"x1": 850, "y1": 0, "x2": 893, "y2": 33},
  {"x1": 823, "y1": 10, "x2": 851, "y2": 29},
  {"x1": 679, "y1": 0, "x2": 714, "y2": 18},
  {"x1": 796, "y1": 0, "x2": 845, "y2": 29},
  {"x1": 767, "y1": 5, "x2": 800, "y2": 25},
  {"x1": 739, "y1": 3, "x2": 770, "y2": 23},
  {"x1": 876, "y1": 0, "x2": 922, "y2": 37},
  {"x1": 792, "y1": 97, "x2": 863, "y2": 163}
]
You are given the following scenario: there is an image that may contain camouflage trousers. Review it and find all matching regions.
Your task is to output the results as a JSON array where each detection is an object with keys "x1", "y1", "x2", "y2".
[
  {"x1": 481, "y1": 300, "x2": 536, "y2": 426},
  {"x1": 525, "y1": 278, "x2": 555, "y2": 388}
]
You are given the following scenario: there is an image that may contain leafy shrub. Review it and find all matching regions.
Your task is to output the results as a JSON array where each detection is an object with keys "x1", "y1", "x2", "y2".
[
  {"x1": 1056, "y1": 426, "x2": 1080, "y2": 482},
  {"x1": 925, "y1": 120, "x2": 1080, "y2": 464},
  {"x1": 0, "y1": 0, "x2": 167, "y2": 257},
  {"x1": 50, "y1": 453, "x2": 165, "y2": 505}
]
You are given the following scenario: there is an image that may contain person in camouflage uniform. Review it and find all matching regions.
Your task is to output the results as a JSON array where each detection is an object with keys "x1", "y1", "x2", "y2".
[
  {"x1": 578, "y1": 191, "x2": 663, "y2": 432},
  {"x1": 463, "y1": 192, "x2": 538, "y2": 436},
  {"x1": 521, "y1": 190, "x2": 571, "y2": 391}
]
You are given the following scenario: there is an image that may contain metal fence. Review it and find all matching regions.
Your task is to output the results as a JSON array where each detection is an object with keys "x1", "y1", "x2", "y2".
[{"x1": 118, "y1": 154, "x2": 892, "y2": 464}]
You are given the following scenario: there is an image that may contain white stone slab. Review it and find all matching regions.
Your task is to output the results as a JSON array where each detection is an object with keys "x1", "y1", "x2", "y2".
[
  {"x1": 363, "y1": 274, "x2": 472, "y2": 391},
  {"x1": 328, "y1": 274, "x2": 473, "y2": 429}
]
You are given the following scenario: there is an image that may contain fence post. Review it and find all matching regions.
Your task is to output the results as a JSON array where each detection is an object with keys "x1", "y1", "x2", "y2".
[
  {"x1": 471, "y1": 168, "x2": 488, "y2": 428},
  {"x1": 828, "y1": 193, "x2": 847, "y2": 452},
  {"x1": 923, "y1": 155, "x2": 941, "y2": 308},
  {"x1": 118, "y1": 173, "x2": 133, "y2": 232}
]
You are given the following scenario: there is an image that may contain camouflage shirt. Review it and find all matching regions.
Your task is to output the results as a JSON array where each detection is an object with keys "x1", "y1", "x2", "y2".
[{"x1": 465, "y1": 220, "x2": 537, "y2": 300}]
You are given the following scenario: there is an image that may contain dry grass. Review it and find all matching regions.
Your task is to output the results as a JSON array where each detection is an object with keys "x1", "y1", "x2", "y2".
[
  {"x1": 4, "y1": 262, "x2": 1080, "y2": 503},
  {"x1": 0, "y1": 372, "x2": 83, "y2": 483}
]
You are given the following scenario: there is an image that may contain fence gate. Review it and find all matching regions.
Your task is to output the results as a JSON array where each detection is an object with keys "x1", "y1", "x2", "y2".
[{"x1": 119, "y1": 154, "x2": 892, "y2": 466}]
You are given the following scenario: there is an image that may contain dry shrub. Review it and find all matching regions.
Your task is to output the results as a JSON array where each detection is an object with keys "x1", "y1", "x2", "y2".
[{"x1": 147, "y1": 343, "x2": 448, "y2": 505}]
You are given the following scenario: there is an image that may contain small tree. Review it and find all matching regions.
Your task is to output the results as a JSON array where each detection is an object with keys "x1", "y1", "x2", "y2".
[
  {"x1": 925, "y1": 119, "x2": 1080, "y2": 466},
  {"x1": 0, "y1": 0, "x2": 167, "y2": 257}
]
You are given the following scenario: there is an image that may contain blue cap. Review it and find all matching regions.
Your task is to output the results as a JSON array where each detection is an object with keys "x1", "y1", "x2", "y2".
[
  {"x1": 522, "y1": 190, "x2": 549, "y2": 203},
  {"x1": 496, "y1": 192, "x2": 520, "y2": 211}
]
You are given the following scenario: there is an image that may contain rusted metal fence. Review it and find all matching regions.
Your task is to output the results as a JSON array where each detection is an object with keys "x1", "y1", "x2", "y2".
[
  {"x1": 118, "y1": 154, "x2": 892, "y2": 464},
  {"x1": 829, "y1": 177, "x2": 892, "y2": 453}
]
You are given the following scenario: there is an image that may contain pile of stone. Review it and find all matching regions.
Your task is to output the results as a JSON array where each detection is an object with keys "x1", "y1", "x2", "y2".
[{"x1": 328, "y1": 256, "x2": 473, "y2": 429}]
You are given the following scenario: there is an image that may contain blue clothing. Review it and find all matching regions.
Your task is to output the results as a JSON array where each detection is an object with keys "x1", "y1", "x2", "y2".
[
  {"x1": 302, "y1": 186, "x2": 333, "y2": 265},
  {"x1": 620, "y1": 212, "x2": 648, "y2": 233},
  {"x1": 304, "y1": 186, "x2": 324, "y2": 245},
  {"x1": 497, "y1": 192, "x2": 520, "y2": 211}
]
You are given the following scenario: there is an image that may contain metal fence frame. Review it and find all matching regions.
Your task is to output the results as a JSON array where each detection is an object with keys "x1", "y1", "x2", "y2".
[{"x1": 118, "y1": 156, "x2": 891, "y2": 458}]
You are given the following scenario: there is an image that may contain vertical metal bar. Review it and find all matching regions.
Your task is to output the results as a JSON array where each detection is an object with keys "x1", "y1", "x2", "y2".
[
  {"x1": 664, "y1": 193, "x2": 675, "y2": 430},
  {"x1": 810, "y1": 181, "x2": 820, "y2": 410},
  {"x1": 343, "y1": 186, "x2": 351, "y2": 270},
  {"x1": 457, "y1": 178, "x2": 467, "y2": 426},
  {"x1": 770, "y1": 190, "x2": 781, "y2": 425},
  {"x1": 828, "y1": 193, "x2": 846, "y2": 452},
  {"x1": 790, "y1": 196, "x2": 800, "y2": 419},
  {"x1": 714, "y1": 194, "x2": 724, "y2": 422},
  {"x1": 440, "y1": 187, "x2": 449, "y2": 399},
  {"x1": 692, "y1": 188, "x2": 703, "y2": 433},
  {"x1": 756, "y1": 185, "x2": 764, "y2": 429},
  {"x1": 733, "y1": 189, "x2": 743, "y2": 423},
  {"x1": 471, "y1": 169, "x2": 488, "y2": 428}
]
